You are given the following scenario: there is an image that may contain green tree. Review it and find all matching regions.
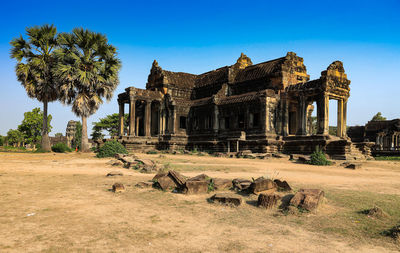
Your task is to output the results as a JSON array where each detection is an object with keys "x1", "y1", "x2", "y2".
[
  {"x1": 18, "y1": 108, "x2": 52, "y2": 147},
  {"x1": 371, "y1": 112, "x2": 386, "y2": 121},
  {"x1": 55, "y1": 133, "x2": 63, "y2": 137},
  {"x1": 7, "y1": 129, "x2": 24, "y2": 147},
  {"x1": 91, "y1": 113, "x2": 128, "y2": 140},
  {"x1": 10, "y1": 25, "x2": 59, "y2": 151},
  {"x1": 54, "y1": 28, "x2": 121, "y2": 152},
  {"x1": 0, "y1": 135, "x2": 4, "y2": 146}
]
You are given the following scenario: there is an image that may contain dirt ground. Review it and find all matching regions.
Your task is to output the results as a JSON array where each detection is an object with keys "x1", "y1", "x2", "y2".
[{"x1": 0, "y1": 152, "x2": 400, "y2": 253}]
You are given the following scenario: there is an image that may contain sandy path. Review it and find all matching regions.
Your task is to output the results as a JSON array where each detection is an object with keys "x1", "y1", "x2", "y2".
[{"x1": 0, "y1": 153, "x2": 399, "y2": 252}]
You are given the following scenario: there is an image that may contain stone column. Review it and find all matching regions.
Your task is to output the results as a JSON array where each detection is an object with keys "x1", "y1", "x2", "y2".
[
  {"x1": 317, "y1": 94, "x2": 329, "y2": 135},
  {"x1": 265, "y1": 97, "x2": 270, "y2": 133},
  {"x1": 282, "y1": 99, "x2": 289, "y2": 136},
  {"x1": 118, "y1": 101, "x2": 124, "y2": 136},
  {"x1": 136, "y1": 116, "x2": 140, "y2": 136},
  {"x1": 296, "y1": 96, "x2": 307, "y2": 135},
  {"x1": 170, "y1": 106, "x2": 176, "y2": 134},
  {"x1": 144, "y1": 100, "x2": 151, "y2": 136},
  {"x1": 129, "y1": 97, "x2": 135, "y2": 136},
  {"x1": 342, "y1": 99, "x2": 347, "y2": 137},
  {"x1": 213, "y1": 104, "x2": 219, "y2": 133},
  {"x1": 337, "y1": 99, "x2": 343, "y2": 137}
]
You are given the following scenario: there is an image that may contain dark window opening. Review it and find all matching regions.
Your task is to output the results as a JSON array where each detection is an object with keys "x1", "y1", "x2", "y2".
[
  {"x1": 253, "y1": 113, "x2": 260, "y2": 127},
  {"x1": 238, "y1": 114, "x2": 245, "y2": 129},
  {"x1": 180, "y1": 116, "x2": 187, "y2": 129},
  {"x1": 207, "y1": 115, "x2": 213, "y2": 129},
  {"x1": 225, "y1": 117, "x2": 230, "y2": 129}
]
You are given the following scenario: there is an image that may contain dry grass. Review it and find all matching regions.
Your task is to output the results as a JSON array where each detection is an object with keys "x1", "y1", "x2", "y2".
[{"x1": 0, "y1": 152, "x2": 399, "y2": 252}]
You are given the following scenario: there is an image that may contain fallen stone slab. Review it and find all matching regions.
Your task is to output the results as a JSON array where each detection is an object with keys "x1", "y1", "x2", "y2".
[
  {"x1": 112, "y1": 183, "x2": 125, "y2": 193},
  {"x1": 249, "y1": 177, "x2": 277, "y2": 194},
  {"x1": 290, "y1": 189, "x2": 324, "y2": 212},
  {"x1": 272, "y1": 153, "x2": 289, "y2": 159},
  {"x1": 182, "y1": 180, "x2": 208, "y2": 194},
  {"x1": 274, "y1": 179, "x2": 292, "y2": 191},
  {"x1": 257, "y1": 193, "x2": 281, "y2": 209},
  {"x1": 212, "y1": 178, "x2": 232, "y2": 190},
  {"x1": 156, "y1": 176, "x2": 177, "y2": 191},
  {"x1": 106, "y1": 171, "x2": 123, "y2": 177},
  {"x1": 135, "y1": 181, "x2": 153, "y2": 188},
  {"x1": 152, "y1": 172, "x2": 168, "y2": 182},
  {"x1": 188, "y1": 174, "x2": 210, "y2": 182},
  {"x1": 210, "y1": 193, "x2": 242, "y2": 206},
  {"x1": 232, "y1": 178, "x2": 252, "y2": 191},
  {"x1": 345, "y1": 163, "x2": 361, "y2": 170},
  {"x1": 168, "y1": 170, "x2": 186, "y2": 188}
]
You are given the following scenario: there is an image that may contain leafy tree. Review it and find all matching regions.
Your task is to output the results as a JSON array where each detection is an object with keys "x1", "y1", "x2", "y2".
[
  {"x1": 7, "y1": 129, "x2": 24, "y2": 147},
  {"x1": 371, "y1": 112, "x2": 386, "y2": 121},
  {"x1": 54, "y1": 28, "x2": 121, "y2": 152},
  {"x1": 18, "y1": 107, "x2": 52, "y2": 147},
  {"x1": 329, "y1": 126, "x2": 337, "y2": 136},
  {"x1": 91, "y1": 113, "x2": 128, "y2": 140},
  {"x1": 10, "y1": 25, "x2": 59, "y2": 151},
  {"x1": 0, "y1": 135, "x2": 4, "y2": 146},
  {"x1": 55, "y1": 133, "x2": 63, "y2": 137}
]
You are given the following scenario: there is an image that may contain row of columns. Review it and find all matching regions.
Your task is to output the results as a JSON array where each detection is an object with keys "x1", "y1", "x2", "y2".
[
  {"x1": 376, "y1": 133, "x2": 400, "y2": 150},
  {"x1": 287, "y1": 94, "x2": 348, "y2": 137},
  {"x1": 118, "y1": 98, "x2": 177, "y2": 137}
]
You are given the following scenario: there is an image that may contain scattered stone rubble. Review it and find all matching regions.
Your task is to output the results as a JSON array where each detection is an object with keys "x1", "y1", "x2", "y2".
[
  {"x1": 108, "y1": 153, "x2": 161, "y2": 173},
  {"x1": 106, "y1": 171, "x2": 123, "y2": 177},
  {"x1": 112, "y1": 183, "x2": 125, "y2": 193},
  {"x1": 289, "y1": 189, "x2": 325, "y2": 212},
  {"x1": 210, "y1": 193, "x2": 242, "y2": 206}
]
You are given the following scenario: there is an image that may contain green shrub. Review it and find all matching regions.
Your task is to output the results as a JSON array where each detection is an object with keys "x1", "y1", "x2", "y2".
[
  {"x1": 146, "y1": 150, "x2": 158, "y2": 154},
  {"x1": 96, "y1": 140, "x2": 127, "y2": 158},
  {"x1": 309, "y1": 147, "x2": 331, "y2": 166},
  {"x1": 51, "y1": 142, "x2": 72, "y2": 153}
]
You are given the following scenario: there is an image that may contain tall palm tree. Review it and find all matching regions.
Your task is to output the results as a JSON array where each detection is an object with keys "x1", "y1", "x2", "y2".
[
  {"x1": 54, "y1": 28, "x2": 121, "y2": 152},
  {"x1": 10, "y1": 25, "x2": 59, "y2": 151}
]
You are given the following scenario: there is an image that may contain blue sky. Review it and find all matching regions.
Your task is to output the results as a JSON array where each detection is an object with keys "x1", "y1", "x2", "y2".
[{"x1": 0, "y1": 0, "x2": 399, "y2": 136}]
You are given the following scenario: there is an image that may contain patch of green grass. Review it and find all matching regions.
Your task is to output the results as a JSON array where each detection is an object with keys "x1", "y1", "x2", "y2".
[{"x1": 375, "y1": 156, "x2": 400, "y2": 160}]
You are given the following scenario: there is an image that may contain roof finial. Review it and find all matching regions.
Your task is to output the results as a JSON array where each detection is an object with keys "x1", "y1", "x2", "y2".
[
  {"x1": 234, "y1": 52, "x2": 252, "y2": 70},
  {"x1": 152, "y1": 60, "x2": 159, "y2": 67}
]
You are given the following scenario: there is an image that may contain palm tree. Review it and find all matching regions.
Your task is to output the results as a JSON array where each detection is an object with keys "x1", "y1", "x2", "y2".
[
  {"x1": 10, "y1": 25, "x2": 59, "y2": 151},
  {"x1": 54, "y1": 28, "x2": 121, "y2": 152}
]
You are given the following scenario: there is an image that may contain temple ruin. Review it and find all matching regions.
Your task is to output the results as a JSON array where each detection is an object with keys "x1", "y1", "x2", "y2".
[{"x1": 115, "y1": 52, "x2": 368, "y2": 159}]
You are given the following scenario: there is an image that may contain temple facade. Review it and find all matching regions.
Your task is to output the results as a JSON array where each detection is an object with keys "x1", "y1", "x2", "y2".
[{"x1": 115, "y1": 52, "x2": 364, "y2": 159}]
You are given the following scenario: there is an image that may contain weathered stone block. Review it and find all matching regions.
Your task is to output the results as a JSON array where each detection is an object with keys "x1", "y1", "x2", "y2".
[
  {"x1": 212, "y1": 178, "x2": 232, "y2": 190},
  {"x1": 257, "y1": 193, "x2": 281, "y2": 209},
  {"x1": 168, "y1": 170, "x2": 186, "y2": 188},
  {"x1": 210, "y1": 193, "x2": 242, "y2": 206},
  {"x1": 183, "y1": 180, "x2": 208, "y2": 194},
  {"x1": 106, "y1": 171, "x2": 123, "y2": 177},
  {"x1": 112, "y1": 183, "x2": 125, "y2": 193},
  {"x1": 156, "y1": 176, "x2": 177, "y2": 191},
  {"x1": 274, "y1": 179, "x2": 292, "y2": 191},
  {"x1": 135, "y1": 181, "x2": 153, "y2": 188},
  {"x1": 249, "y1": 178, "x2": 276, "y2": 194},
  {"x1": 290, "y1": 189, "x2": 324, "y2": 212},
  {"x1": 188, "y1": 174, "x2": 210, "y2": 182},
  {"x1": 232, "y1": 178, "x2": 252, "y2": 191}
]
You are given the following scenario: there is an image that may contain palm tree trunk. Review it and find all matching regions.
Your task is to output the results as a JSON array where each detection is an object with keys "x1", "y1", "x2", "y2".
[
  {"x1": 81, "y1": 116, "x2": 89, "y2": 152},
  {"x1": 41, "y1": 100, "x2": 51, "y2": 151}
]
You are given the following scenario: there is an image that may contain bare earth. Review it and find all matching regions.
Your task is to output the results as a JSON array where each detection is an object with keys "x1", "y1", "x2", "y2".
[{"x1": 1, "y1": 152, "x2": 400, "y2": 253}]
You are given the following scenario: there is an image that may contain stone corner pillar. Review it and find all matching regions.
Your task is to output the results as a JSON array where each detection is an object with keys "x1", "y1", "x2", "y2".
[
  {"x1": 317, "y1": 94, "x2": 329, "y2": 135},
  {"x1": 129, "y1": 97, "x2": 136, "y2": 136},
  {"x1": 145, "y1": 100, "x2": 152, "y2": 136},
  {"x1": 118, "y1": 101, "x2": 125, "y2": 136},
  {"x1": 296, "y1": 96, "x2": 307, "y2": 136}
]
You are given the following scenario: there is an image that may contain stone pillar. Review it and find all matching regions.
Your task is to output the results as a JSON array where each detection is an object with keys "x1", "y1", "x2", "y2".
[
  {"x1": 337, "y1": 99, "x2": 343, "y2": 137},
  {"x1": 265, "y1": 97, "x2": 269, "y2": 133},
  {"x1": 170, "y1": 106, "x2": 176, "y2": 134},
  {"x1": 282, "y1": 99, "x2": 289, "y2": 136},
  {"x1": 317, "y1": 94, "x2": 329, "y2": 135},
  {"x1": 213, "y1": 104, "x2": 219, "y2": 133},
  {"x1": 296, "y1": 96, "x2": 307, "y2": 135},
  {"x1": 118, "y1": 101, "x2": 124, "y2": 136},
  {"x1": 129, "y1": 97, "x2": 135, "y2": 136},
  {"x1": 342, "y1": 99, "x2": 347, "y2": 137},
  {"x1": 136, "y1": 116, "x2": 140, "y2": 136},
  {"x1": 145, "y1": 101, "x2": 151, "y2": 136}
]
